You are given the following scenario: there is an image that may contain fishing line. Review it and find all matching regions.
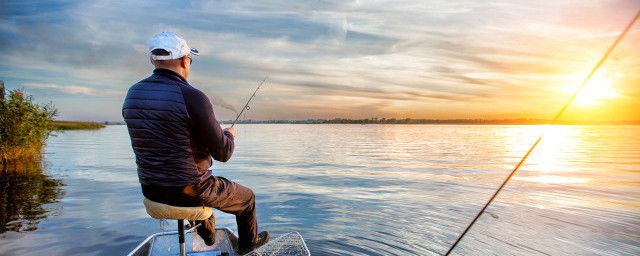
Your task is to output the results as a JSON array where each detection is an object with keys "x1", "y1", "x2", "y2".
[
  {"x1": 445, "y1": 10, "x2": 640, "y2": 256},
  {"x1": 230, "y1": 76, "x2": 268, "y2": 128}
]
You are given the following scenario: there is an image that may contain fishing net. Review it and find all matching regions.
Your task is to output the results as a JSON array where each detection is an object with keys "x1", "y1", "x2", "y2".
[{"x1": 246, "y1": 232, "x2": 310, "y2": 256}]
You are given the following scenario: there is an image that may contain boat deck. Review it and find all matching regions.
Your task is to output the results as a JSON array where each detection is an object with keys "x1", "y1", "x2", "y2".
[
  {"x1": 128, "y1": 227, "x2": 240, "y2": 256},
  {"x1": 129, "y1": 226, "x2": 310, "y2": 256}
]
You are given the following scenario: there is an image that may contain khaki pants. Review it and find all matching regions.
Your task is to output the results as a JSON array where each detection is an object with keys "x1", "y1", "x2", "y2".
[{"x1": 194, "y1": 176, "x2": 258, "y2": 251}]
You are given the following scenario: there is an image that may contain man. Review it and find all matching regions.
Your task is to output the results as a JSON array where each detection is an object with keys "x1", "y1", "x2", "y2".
[{"x1": 122, "y1": 31, "x2": 269, "y2": 254}]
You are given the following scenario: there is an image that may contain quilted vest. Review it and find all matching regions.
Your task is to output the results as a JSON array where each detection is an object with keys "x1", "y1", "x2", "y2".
[{"x1": 122, "y1": 71, "x2": 200, "y2": 186}]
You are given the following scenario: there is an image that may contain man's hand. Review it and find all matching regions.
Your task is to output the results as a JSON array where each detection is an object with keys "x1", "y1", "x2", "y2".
[{"x1": 223, "y1": 127, "x2": 236, "y2": 138}]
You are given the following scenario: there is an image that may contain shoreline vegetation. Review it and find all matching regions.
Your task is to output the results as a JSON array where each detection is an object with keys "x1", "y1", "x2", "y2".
[
  {"x1": 52, "y1": 121, "x2": 105, "y2": 130},
  {"x1": 104, "y1": 119, "x2": 639, "y2": 125},
  {"x1": 223, "y1": 118, "x2": 640, "y2": 125},
  {"x1": 1, "y1": 81, "x2": 57, "y2": 165},
  {"x1": 0, "y1": 80, "x2": 104, "y2": 165}
]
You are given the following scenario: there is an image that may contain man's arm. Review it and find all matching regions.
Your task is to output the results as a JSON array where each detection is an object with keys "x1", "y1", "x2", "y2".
[{"x1": 183, "y1": 87, "x2": 235, "y2": 162}]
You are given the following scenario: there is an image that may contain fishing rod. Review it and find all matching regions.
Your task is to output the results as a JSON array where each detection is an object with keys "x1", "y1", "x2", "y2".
[
  {"x1": 230, "y1": 76, "x2": 268, "y2": 128},
  {"x1": 444, "y1": 10, "x2": 640, "y2": 256}
]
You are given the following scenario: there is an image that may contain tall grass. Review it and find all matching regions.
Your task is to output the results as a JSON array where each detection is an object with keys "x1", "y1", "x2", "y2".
[{"x1": 0, "y1": 82, "x2": 57, "y2": 165}]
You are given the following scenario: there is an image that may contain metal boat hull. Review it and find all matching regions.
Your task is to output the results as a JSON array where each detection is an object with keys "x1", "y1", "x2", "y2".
[
  {"x1": 128, "y1": 227, "x2": 311, "y2": 256},
  {"x1": 128, "y1": 227, "x2": 239, "y2": 256}
]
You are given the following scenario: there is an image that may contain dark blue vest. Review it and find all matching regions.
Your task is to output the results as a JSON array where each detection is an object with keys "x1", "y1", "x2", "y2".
[{"x1": 123, "y1": 71, "x2": 200, "y2": 186}]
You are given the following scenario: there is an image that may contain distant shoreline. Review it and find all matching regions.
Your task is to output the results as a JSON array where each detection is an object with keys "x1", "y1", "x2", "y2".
[
  {"x1": 93, "y1": 119, "x2": 640, "y2": 126},
  {"x1": 53, "y1": 121, "x2": 105, "y2": 130},
  {"x1": 220, "y1": 118, "x2": 640, "y2": 125}
]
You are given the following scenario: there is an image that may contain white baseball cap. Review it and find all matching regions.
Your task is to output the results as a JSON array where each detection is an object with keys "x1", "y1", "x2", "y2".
[{"x1": 149, "y1": 31, "x2": 199, "y2": 60}]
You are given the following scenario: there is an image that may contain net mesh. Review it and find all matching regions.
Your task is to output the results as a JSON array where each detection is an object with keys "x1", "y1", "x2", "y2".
[{"x1": 248, "y1": 232, "x2": 310, "y2": 256}]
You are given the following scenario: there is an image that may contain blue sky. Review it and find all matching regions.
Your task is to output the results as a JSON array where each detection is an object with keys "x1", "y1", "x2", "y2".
[{"x1": 1, "y1": 0, "x2": 639, "y2": 121}]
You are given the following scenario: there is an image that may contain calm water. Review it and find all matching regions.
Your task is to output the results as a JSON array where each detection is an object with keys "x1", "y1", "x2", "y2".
[{"x1": 0, "y1": 124, "x2": 639, "y2": 255}]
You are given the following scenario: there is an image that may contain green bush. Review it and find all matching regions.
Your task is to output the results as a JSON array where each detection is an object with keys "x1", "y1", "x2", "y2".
[{"x1": 0, "y1": 87, "x2": 57, "y2": 164}]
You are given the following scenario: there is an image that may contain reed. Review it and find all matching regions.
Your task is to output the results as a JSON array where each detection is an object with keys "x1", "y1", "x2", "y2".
[{"x1": 0, "y1": 82, "x2": 57, "y2": 164}]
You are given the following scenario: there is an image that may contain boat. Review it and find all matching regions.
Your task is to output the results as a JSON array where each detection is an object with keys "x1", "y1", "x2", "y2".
[
  {"x1": 131, "y1": 198, "x2": 310, "y2": 255},
  {"x1": 127, "y1": 226, "x2": 310, "y2": 256}
]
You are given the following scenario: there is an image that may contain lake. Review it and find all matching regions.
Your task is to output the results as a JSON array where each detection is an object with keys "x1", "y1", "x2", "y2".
[{"x1": 0, "y1": 124, "x2": 639, "y2": 255}]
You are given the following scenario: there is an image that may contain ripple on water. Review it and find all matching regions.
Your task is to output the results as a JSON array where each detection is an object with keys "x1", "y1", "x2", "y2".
[{"x1": 0, "y1": 125, "x2": 639, "y2": 255}]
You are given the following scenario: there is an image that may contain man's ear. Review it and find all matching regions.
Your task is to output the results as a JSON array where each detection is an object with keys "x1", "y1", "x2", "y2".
[{"x1": 180, "y1": 57, "x2": 188, "y2": 68}]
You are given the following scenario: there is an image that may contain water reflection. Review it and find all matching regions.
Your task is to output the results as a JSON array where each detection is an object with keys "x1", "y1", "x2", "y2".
[
  {"x1": 0, "y1": 162, "x2": 64, "y2": 233},
  {"x1": 0, "y1": 125, "x2": 638, "y2": 255}
]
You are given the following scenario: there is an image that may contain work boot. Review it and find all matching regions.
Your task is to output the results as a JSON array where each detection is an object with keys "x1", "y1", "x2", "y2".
[
  {"x1": 238, "y1": 231, "x2": 270, "y2": 255},
  {"x1": 191, "y1": 216, "x2": 216, "y2": 246}
]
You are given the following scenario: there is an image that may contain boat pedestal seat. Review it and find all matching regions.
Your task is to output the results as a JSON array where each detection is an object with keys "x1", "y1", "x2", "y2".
[
  {"x1": 143, "y1": 198, "x2": 214, "y2": 256},
  {"x1": 143, "y1": 198, "x2": 213, "y2": 221}
]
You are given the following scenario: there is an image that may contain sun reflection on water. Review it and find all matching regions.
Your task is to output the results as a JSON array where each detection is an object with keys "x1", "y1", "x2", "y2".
[
  {"x1": 513, "y1": 125, "x2": 589, "y2": 185},
  {"x1": 515, "y1": 175, "x2": 590, "y2": 184}
]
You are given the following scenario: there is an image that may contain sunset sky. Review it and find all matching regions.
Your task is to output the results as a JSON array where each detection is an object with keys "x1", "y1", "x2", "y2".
[{"x1": 1, "y1": 0, "x2": 639, "y2": 122}]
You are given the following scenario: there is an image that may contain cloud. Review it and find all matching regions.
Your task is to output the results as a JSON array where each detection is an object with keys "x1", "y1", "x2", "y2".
[
  {"x1": 1, "y1": 0, "x2": 639, "y2": 121},
  {"x1": 24, "y1": 83, "x2": 124, "y2": 96}
]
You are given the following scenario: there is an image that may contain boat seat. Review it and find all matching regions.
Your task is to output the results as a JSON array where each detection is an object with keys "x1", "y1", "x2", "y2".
[
  {"x1": 143, "y1": 197, "x2": 213, "y2": 220},
  {"x1": 143, "y1": 198, "x2": 214, "y2": 256}
]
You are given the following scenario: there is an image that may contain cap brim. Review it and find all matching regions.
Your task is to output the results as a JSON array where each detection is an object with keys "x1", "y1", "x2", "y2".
[{"x1": 190, "y1": 48, "x2": 200, "y2": 56}]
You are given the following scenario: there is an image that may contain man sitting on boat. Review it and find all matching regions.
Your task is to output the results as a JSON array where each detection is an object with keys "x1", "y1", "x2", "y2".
[{"x1": 122, "y1": 31, "x2": 269, "y2": 254}]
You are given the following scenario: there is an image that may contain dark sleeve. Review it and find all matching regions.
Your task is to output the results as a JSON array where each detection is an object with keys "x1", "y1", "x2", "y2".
[{"x1": 182, "y1": 86, "x2": 235, "y2": 162}]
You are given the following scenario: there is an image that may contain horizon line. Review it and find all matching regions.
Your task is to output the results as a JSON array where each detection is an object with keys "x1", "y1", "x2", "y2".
[{"x1": 62, "y1": 118, "x2": 640, "y2": 125}]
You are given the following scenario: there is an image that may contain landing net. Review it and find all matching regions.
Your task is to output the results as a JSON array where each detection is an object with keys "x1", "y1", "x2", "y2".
[{"x1": 247, "y1": 232, "x2": 310, "y2": 256}]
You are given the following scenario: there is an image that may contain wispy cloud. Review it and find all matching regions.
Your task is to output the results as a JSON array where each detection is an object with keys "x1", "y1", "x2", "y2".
[{"x1": 24, "y1": 83, "x2": 125, "y2": 96}]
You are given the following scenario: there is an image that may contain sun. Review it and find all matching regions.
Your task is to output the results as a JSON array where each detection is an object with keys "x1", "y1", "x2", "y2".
[{"x1": 572, "y1": 69, "x2": 621, "y2": 106}]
